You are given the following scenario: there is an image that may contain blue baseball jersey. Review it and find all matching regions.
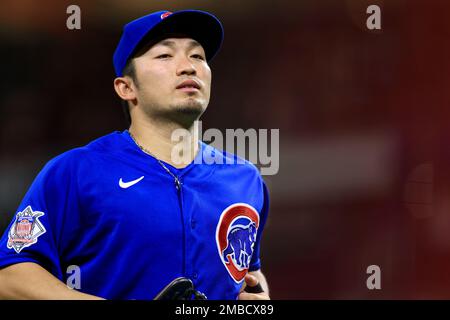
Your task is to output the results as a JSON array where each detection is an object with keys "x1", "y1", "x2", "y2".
[{"x1": 0, "y1": 130, "x2": 269, "y2": 300}]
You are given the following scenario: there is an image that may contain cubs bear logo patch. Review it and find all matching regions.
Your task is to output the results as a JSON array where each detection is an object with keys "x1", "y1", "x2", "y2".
[
  {"x1": 7, "y1": 206, "x2": 46, "y2": 253},
  {"x1": 216, "y1": 203, "x2": 260, "y2": 283}
]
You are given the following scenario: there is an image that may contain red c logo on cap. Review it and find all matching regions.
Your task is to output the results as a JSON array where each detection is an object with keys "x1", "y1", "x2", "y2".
[{"x1": 161, "y1": 12, "x2": 172, "y2": 19}]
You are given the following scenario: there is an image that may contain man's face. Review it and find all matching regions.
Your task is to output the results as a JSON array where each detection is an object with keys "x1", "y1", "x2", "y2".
[{"x1": 131, "y1": 37, "x2": 212, "y2": 124}]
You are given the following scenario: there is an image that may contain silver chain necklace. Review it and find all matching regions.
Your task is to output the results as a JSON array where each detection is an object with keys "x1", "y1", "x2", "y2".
[{"x1": 129, "y1": 131, "x2": 182, "y2": 190}]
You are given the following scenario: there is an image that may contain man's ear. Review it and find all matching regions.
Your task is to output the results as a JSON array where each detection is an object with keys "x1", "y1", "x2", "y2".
[{"x1": 114, "y1": 77, "x2": 137, "y2": 103}]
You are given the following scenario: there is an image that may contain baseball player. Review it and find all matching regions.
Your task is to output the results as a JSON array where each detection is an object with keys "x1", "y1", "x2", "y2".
[{"x1": 0, "y1": 9, "x2": 270, "y2": 300}]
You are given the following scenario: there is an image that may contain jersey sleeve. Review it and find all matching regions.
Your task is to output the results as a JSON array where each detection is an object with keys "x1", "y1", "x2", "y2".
[
  {"x1": 0, "y1": 152, "x2": 79, "y2": 280},
  {"x1": 248, "y1": 178, "x2": 270, "y2": 272}
]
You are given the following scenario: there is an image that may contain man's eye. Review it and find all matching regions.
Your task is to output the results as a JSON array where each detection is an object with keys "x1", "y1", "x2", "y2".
[
  {"x1": 191, "y1": 54, "x2": 205, "y2": 60},
  {"x1": 156, "y1": 54, "x2": 171, "y2": 59}
]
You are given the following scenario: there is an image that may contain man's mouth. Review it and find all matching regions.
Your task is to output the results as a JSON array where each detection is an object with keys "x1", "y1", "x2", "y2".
[{"x1": 176, "y1": 79, "x2": 201, "y2": 93}]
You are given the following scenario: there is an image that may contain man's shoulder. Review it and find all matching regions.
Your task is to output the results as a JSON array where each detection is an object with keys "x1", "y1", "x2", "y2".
[
  {"x1": 200, "y1": 142, "x2": 262, "y2": 177},
  {"x1": 43, "y1": 131, "x2": 127, "y2": 172},
  {"x1": 84, "y1": 130, "x2": 128, "y2": 152}
]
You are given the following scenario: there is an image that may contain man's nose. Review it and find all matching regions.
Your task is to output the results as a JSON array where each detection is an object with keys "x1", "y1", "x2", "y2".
[{"x1": 176, "y1": 55, "x2": 197, "y2": 76}]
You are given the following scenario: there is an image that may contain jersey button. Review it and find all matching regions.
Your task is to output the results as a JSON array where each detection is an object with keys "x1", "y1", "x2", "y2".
[
  {"x1": 191, "y1": 218, "x2": 196, "y2": 229},
  {"x1": 193, "y1": 272, "x2": 198, "y2": 279}
]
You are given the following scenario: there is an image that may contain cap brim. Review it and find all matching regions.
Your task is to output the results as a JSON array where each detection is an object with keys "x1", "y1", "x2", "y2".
[{"x1": 133, "y1": 10, "x2": 224, "y2": 62}]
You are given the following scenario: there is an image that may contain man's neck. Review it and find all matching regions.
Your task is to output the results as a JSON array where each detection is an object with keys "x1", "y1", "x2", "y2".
[{"x1": 128, "y1": 117, "x2": 199, "y2": 169}]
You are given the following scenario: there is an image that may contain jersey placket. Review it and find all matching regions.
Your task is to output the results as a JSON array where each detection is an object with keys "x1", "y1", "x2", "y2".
[
  {"x1": 176, "y1": 171, "x2": 198, "y2": 283},
  {"x1": 174, "y1": 176, "x2": 190, "y2": 282},
  {"x1": 153, "y1": 163, "x2": 194, "y2": 282}
]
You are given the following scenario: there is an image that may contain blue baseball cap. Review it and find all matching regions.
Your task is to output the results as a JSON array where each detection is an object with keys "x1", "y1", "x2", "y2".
[{"x1": 113, "y1": 10, "x2": 224, "y2": 77}]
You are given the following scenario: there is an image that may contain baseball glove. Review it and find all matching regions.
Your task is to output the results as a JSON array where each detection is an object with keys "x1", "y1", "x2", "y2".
[{"x1": 154, "y1": 277, "x2": 207, "y2": 300}]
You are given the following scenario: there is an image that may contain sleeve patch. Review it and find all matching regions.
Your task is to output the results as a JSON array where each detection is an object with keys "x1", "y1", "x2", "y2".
[{"x1": 7, "y1": 206, "x2": 47, "y2": 253}]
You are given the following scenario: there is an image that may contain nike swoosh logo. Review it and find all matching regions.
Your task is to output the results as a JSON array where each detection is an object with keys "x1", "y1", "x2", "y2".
[{"x1": 119, "y1": 176, "x2": 144, "y2": 189}]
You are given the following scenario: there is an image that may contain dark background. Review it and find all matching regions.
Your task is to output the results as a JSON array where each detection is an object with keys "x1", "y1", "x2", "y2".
[{"x1": 1, "y1": 0, "x2": 450, "y2": 299}]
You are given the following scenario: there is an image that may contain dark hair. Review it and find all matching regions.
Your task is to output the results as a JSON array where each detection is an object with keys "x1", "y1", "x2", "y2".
[{"x1": 120, "y1": 59, "x2": 137, "y2": 126}]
